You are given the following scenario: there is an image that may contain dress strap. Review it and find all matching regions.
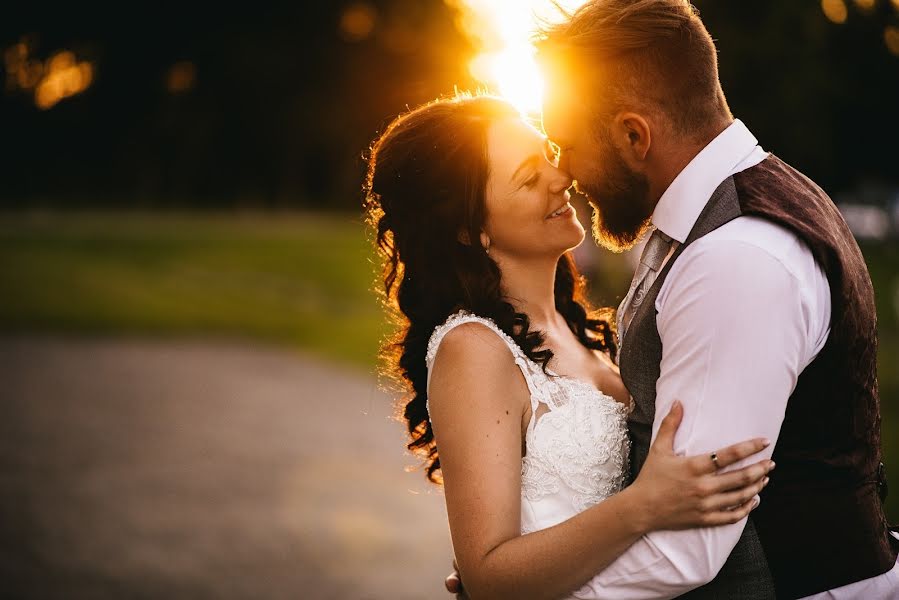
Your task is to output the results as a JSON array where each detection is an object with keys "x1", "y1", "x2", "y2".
[{"x1": 425, "y1": 310, "x2": 544, "y2": 417}]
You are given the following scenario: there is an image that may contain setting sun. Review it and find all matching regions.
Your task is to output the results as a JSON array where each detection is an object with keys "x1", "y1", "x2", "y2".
[{"x1": 447, "y1": 0, "x2": 588, "y2": 115}]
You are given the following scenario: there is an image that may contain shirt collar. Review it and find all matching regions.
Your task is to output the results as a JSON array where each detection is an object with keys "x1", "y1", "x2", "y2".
[{"x1": 651, "y1": 119, "x2": 760, "y2": 243}]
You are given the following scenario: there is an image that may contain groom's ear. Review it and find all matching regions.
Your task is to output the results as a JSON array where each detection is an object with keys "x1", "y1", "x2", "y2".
[{"x1": 614, "y1": 113, "x2": 651, "y2": 162}]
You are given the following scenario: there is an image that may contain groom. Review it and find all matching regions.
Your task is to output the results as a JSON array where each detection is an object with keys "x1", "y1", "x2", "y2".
[{"x1": 444, "y1": 1, "x2": 898, "y2": 598}]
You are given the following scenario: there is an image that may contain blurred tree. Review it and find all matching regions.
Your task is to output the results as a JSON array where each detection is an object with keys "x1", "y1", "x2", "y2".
[
  {"x1": 695, "y1": 0, "x2": 899, "y2": 193},
  {"x1": 0, "y1": 0, "x2": 896, "y2": 209},
  {"x1": 0, "y1": 1, "x2": 474, "y2": 209}
]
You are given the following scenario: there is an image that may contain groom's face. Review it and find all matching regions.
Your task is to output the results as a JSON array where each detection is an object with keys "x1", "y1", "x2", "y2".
[{"x1": 542, "y1": 91, "x2": 654, "y2": 253}]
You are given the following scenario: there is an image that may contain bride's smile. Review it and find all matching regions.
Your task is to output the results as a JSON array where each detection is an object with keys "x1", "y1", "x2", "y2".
[{"x1": 482, "y1": 116, "x2": 585, "y2": 262}]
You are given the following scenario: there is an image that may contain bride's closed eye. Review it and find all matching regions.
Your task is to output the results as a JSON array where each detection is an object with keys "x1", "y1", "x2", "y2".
[{"x1": 519, "y1": 140, "x2": 561, "y2": 188}]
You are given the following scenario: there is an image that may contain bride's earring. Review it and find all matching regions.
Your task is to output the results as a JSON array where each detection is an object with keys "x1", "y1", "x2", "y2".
[{"x1": 481, "y1": 232, "x2": 491, "y2": 255}]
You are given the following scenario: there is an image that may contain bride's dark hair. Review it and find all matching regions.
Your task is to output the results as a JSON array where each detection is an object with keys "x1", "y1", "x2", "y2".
[{"x1": 364, "y1": 94, "x2": 617, "y2": 484}]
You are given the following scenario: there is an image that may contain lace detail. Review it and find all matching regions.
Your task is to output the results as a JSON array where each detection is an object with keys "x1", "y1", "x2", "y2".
[
  {"x1": 521, "y1": 375, "x2": 631, "y2": 513},
  {"x1": 425, "y1": 310, "x2": 632, "y2": 534}
]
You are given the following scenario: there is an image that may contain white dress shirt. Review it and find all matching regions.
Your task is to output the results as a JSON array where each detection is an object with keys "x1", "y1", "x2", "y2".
[{"x1": 574, "y1": 120, "x2": 899, "y2": 599}]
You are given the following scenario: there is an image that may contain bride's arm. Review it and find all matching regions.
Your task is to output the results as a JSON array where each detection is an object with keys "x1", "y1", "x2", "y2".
[{"x1": 429, "y1": 323, "x2": 771, "y2": 600}]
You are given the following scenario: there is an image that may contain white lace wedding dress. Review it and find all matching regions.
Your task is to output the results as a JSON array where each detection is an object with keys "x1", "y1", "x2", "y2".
[{"x1": 425, "y1": 310, "x2": 633, "y2": 599}]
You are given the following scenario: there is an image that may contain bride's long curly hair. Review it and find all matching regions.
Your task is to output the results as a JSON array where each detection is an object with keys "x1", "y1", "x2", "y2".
[{"x1": 364, "y1": 95, "x2": 617, "y2": 484}]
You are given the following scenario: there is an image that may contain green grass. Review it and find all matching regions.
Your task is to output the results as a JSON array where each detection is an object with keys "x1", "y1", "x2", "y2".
[
  {"x1": 0, "y1": 210, "x2": 389, "y2": 368},
  {"x1": 0, "y1": 210, "x2": 896, "y2": 519}
]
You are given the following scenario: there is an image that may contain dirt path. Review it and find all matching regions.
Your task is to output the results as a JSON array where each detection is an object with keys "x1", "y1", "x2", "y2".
[{"x1": 0, "y1": 336, "x2": 452, "y2": 599}]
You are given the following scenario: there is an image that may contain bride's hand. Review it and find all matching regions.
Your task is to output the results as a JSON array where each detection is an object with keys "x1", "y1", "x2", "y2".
[{"x1": 630, "y1": 400, "x2": 775, "y2": 531}]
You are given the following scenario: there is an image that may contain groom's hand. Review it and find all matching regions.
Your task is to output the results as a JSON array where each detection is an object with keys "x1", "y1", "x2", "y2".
[{"x1": 444, "y1": 558, "x2": 468, "y2": 599}]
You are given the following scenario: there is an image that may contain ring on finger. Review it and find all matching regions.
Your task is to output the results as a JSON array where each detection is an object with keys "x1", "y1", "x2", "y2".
[{"x1": 710, "y1": 452, "x2": 720, "y2": 470}]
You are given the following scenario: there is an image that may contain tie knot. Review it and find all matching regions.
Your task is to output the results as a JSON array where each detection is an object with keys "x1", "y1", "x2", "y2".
[{"x1": 639, "y1": 228, "x2": 674, "y2": 270}]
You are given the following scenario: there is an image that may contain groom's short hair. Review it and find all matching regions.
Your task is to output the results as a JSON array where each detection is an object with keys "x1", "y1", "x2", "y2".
[{"x1": 536, "y1": 0, "x2": 731, "y2": 138}]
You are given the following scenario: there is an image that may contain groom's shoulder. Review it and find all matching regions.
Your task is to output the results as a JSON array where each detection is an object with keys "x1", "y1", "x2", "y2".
[
  {"x1": 703, "y1": 215, "x2": 802, "y2": 252},
  {"x1": 686, "y1": 216, "x2": 817, "y2": 282}
]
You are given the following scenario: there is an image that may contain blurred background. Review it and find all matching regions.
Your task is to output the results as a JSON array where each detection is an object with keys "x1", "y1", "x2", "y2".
[{"x1": 1, "y1": 0, "x2": 897, "y2": 598}]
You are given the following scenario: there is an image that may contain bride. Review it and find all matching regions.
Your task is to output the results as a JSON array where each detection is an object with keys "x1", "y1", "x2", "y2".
[{"x1": 364, "y1": 94, "x2": 774, "y2": 599}]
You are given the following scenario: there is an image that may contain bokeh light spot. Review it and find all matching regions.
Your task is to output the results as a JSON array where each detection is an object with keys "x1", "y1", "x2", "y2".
[
  {"x1": 822, "y1": 0, "x2": 849, "y2": 24},
  {"x1": 35, "y1": 50, "x2": 94, "y2": 109},
  {"x1": 885, "y1": 26, "x2": 899, "y2": 56},
  {"x1": 166, "y1": 61, "x2": 196, "y2": 93},
  {"x1": 339, "y1": 2, "x2": 377, "y2": 43},
  {"x1": 4, "y1": 40, "x2": 94, "y2": 109}
]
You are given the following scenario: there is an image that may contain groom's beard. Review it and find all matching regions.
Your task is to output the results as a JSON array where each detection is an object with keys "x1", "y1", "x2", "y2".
[{"x1": 577, "y1": 150, "x2": 654, "y2": 253}]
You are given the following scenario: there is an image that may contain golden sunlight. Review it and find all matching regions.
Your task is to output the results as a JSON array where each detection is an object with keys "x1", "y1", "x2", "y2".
[{"x1": 446, "y1": 0, "x2": 588, "y2": 116}]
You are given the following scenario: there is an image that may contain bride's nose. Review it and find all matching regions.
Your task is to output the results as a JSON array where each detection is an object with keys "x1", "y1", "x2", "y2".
[{"x1": 548, "y1": 167, "x2": 573, "y2": 195}]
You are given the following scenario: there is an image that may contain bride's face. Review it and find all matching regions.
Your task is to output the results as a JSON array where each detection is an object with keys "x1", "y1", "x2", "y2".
[{"x1": 482, "y1": 117, "x2": 584, "y2": 260}]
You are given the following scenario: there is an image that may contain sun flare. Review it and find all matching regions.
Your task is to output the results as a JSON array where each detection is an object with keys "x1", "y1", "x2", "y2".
[{"x1": 447, "y1": 0, "x2": 588, "y2": 115}]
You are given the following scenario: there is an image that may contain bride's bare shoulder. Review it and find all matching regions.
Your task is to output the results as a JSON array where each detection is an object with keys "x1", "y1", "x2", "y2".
[
  {"x1": 429, "y1": 321, "x2": 529, "y2": 413},
  {"x1": 433, "y1": 321, "x2": 516, "y2": 375}
]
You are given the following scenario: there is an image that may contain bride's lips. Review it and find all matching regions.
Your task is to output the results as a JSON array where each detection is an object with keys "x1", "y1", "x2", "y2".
[{"x1": 546, "y1": 202, "x2": 574, "y2": 220}]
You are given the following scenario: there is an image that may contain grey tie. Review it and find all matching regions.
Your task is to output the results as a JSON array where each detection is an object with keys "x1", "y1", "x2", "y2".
[{"x1": 616, "y1": 228, "x2": 677, "y2": 345}]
